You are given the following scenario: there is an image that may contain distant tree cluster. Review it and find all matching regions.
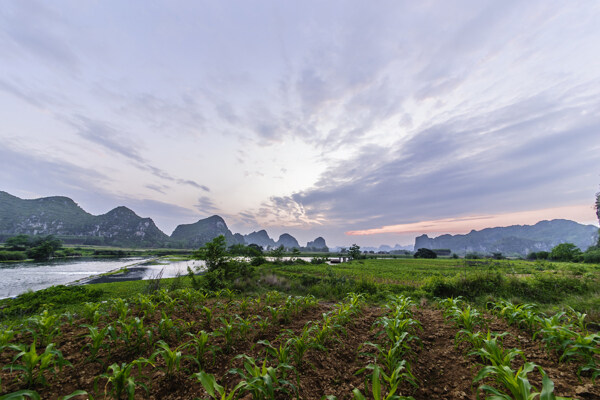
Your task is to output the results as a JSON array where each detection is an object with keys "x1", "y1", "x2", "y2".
[
  {"x1": 4, "y1": 234, "x2": 63, "y2": 260},
  {"x1": 414, "y1": 248, "x2": 437, "y2": 259}
]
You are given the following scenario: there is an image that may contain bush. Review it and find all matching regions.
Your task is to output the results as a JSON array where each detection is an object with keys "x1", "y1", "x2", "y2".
[
  {"x1": 0, "y1": 250, "x2": 27, "y2": 261},
  {"x1": 465, "y1": 252, "x2": 482, "y2": 259},
  {"x1": 414, "y1": 248, "x2": 437, "y2": 259},
  {"x1": 583, "y1": 249, "x2": 600, "y2": 264},
  {"x1": 0, "y1": 285, "x2": 103, "y2": 319}
]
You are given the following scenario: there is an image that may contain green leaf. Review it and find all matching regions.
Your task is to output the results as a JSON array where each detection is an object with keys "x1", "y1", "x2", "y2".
[{"x1": 0, "y1": 390, "x2": 41, "y2": 400}]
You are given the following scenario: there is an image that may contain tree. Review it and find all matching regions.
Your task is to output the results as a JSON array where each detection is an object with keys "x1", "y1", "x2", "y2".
[
  {"x1": 414, "y1": 248, "x2": 437, "y2": 259},
  {"x1": 291, "y1": 248, "x2": 301, "y2": 261},
  {"x1": 25, "y1": 235, "x2": 63, "y2": 261},
  {"x1": 550, "y1": 243, "x2": 582, "y2": 262},
  {"x1": 270, "y1": 245, "x2": 285, "y2": 263},
  {"x1": 195, "y1": 235, "x2": 228, "y2": 272},
  {"x1": 6, "y1": 234, "x2": 31, "y2": 251},
  {"x1": 348, "y1": 244, "x2": 361, "y2": 260}
]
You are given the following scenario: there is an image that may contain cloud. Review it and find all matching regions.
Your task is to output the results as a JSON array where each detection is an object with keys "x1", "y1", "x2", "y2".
[
  {"x1": 347, "y1": 205, "x2": 598, "y2": 236},
  {"x1": 195, "y1": 196, "x2": 219, "y2": 214},
  {"x1": 278, "y1": 94, "x2": 600, "y2": 232},
  {"x1": 0, "y1": 0, "x2": 79, "y2": 72},
  {"x1": 67, "y1": 115, "x2": 210, "y2": 192}
]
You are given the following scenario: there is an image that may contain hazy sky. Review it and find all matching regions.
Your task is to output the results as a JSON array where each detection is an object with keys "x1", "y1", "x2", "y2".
[{"x1": 1, "y1": 1, "x2": 599, "y2": 247}]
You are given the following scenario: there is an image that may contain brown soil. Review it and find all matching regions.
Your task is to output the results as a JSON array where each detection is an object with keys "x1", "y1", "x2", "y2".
[{"x1": 1, "y1": 299, "x2": 598, "y2": 400}]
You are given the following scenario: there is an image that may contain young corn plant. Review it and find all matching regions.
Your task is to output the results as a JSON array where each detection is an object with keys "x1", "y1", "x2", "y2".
[
  {"x1": 151, "y1": 340, "x2": 184, "y2": 379},
  {"x1": 564, "y1": 306, "x2": 589, "y2": 333},
  {"x1": 286, "y1": 325, "x2": 320, "y2": 369},
  {"x1": 474, "y1": 362, "x2": 570, "y2": 400},
  {"x1": 26, "y1": 310, "x2": 61, "y2": 346},
  {"x1": 353, "y1": 364, "x2": 416, "y2": 400},
  {"x1": 215, "y1": 317, "x2": 237, "y2": 353},
  {"x1": 469, "y1": 337, "x2": 524, "y2": 367},
  {"x1": 266, "y1": 305, "x2": 281, "y2": 323},
  {"x1": 0, "y1": 389, "x2": 87, "y2": 400},
  {"x1": 229, "y1": 354, "x2": 296, "y2": 400},
  {"x1": 96, "y1": 358, "x2": 152, "y2": 400},
  {"x1": 235, "y1": 315, "x2": 253, "y2": 339},
  {"x1": 448, "y1": 305, "x2": 484, "y2": 332},
  {"x1": 376, "y1": 316, "x2": 421, "y2": 343},
  {"x1": 202, "y1": 306, "x2": 214, "y2": 329},
  {"x1": 192, "y1": 371, "x2": 243, "y2": 400},
  {"x1": 80, "y1": 324, "x2": 111, "y2": 363},
  {"x1": 82, "y1": 302, "x2": 104, "y2": 324},
  {"x1": 184, "y1": 330, "x2": 216, "y2": 370},
  {"x1": 254, "y1": 315, "x2": 271, "y2": 334},
  {"x1": 257, "y1": 339, "x2": 294, "y2": 378},
  {"x1": 455, "y1": 329, "x2": 508, "y2": 352},
  {"x1": 265, "y1": 291, "x2": 282, "y2": 305},
  {"x1": 361, "y1": 332, "x2": 418, "y2": 374},
  {"x1": 312, "y1": 317, "x2": 342, "y2": 347},
  {"x1": 158, "y1": 311, "x2": 182, "y2": 341},
  {"x1": 0, "y1": 328, "x2": 16, "y2": 352},
  {"x1": 4, "y1": 343, "x2": 71, "y2": 387},
  {"x1": 109, "y1": 298, "x2": 130, "y2": 322},
  {"x1": 238, "y1": 297, "x2": 250, "y2": 315}
]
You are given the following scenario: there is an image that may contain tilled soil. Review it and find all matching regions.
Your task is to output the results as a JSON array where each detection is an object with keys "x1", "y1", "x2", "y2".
[{"x1": 1, "y1": 300, "x2": 598, "y2": 399}]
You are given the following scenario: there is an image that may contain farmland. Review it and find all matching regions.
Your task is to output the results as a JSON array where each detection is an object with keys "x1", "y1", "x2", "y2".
[{"x1": 0, "y1": 258, "x2": 599, "y2": 399}]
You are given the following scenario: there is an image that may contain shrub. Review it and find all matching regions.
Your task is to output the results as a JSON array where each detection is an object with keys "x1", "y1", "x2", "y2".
[
  {"x1": 414, "y1": 248, "x2": 437, "y2": 259},
  {"x1": 583, "y1": 249, "x2": 600, "y2": 264},
  {"x1": 0, "y1": 251, "x2": 27, "y2": 261},
  {"x1": 550, "y1": 243, "x2": 582, "y2": 262}
]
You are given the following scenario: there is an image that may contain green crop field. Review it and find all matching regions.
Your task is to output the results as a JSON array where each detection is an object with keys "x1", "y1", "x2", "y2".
[{"x1": 1, "y1": 257, "x2": 599, "y2": 399}]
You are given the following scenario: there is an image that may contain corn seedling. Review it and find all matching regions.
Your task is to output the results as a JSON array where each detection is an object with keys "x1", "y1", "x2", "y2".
[
  {"x1": 257, "y1": 339, "x2": 293, "y2": 373},
  {"x1": 229, "y1": 354, "x2": 296, "y2": 400},
  {"x1": 151, "y1": 340, "x2": 185, "y2": 378},
  {"x1": 254, "y1": 315, "x2": 271, "y2": 334},
  {"x1": 4, "y1": 343, "x2": 71, "y2": 387},
  {"x1": 361, "y1": 333, "x2": 418, "y2": 374},
  {"x1": 235, "y1": 315, "x2": 253, "y2": 338},
  {"x1": 82, "y1": 302, "x2": 103, "y2": 323},
  {"x1": 109, "y1": 298, "x2": 130, "y2": 322},
  {"x1": 469, "y1": 337, "x2": 524, "y2": 367},
  {"x1": 455, "y1": 329, "x2": 508, "y2": 352},
  {"x1": 353, "y1": 364, "x2": 416, "y2": 400},
  {"x1": 0, "y1": 389, "x2": 87, "y2": 400},
  {"x1": 286, "y1": 325, "x2": 320, "y2": 369},
  {"x1": 26, "y1": 310, "x2": 61, "y2": 346},
  {"x1": 564, "y1": 306, "x2": 588, "y2": 333},
  {"x1": 215, "y1": 317, "x2": 237, "y2": 352},
  {"x1": 81, "y1": 324, "x2": 110, "y2": 362},
  {"x1": 0, "y1": 328, "x2": 15, "y2": 352},
  {"x1": 448, "y1": 305, "x2": 484, "y2": 332},
  {"x1": 192, "y1": 371, "x2": 243, "y2": 400},
  {"x1": 474, "y1": 362, "x2": 570, "y2": 400},
  {"x1": 202, "y1": 306, "x2": 213, "y2": 328},
  {"x1": 96, "y1": 358, "x2": 152, "y2": 400},
  {"x1": 184, "y1": 330, "x2": 216, "y2": 370}
]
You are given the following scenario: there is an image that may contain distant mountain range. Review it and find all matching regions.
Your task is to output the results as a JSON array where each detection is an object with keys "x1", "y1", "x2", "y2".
[
  {"x1": 0, "y1": 191, "x2": 328, "y2": 250},
  {"x1": 414, "y1": 219, "x2": 599, "y2": 256}
]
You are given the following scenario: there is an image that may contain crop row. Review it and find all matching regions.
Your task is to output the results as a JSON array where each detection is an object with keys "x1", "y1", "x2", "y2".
[
  {"x1": 489, "y1": 299, "x2": 599, "y2": 382},
  {"x1": 0, "y1": 288, "x2": 325, "y2": 399},
  {"x1": 438, "y1": 297, "x2": 571, "y2": 399}
]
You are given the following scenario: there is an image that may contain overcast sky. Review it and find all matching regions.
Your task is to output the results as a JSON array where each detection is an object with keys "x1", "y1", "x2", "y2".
[{"x1": 1, "y1": 0, "x2": 599, "y2": 247}]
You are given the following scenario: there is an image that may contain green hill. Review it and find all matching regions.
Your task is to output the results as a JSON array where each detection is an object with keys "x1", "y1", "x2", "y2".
[{"x1": 0, "y1": 191, "x2": 169, "y2": 247}]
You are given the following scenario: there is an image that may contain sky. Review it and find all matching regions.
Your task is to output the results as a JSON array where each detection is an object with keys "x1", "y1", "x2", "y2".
[{"x1": 1, "y1": 0, "x2": 599, "y2": 248}]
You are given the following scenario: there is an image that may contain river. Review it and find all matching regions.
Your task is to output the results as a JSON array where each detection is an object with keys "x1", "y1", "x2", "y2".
[{"x1": 0, "y1": 258, "x2": 204, "y2": 299}]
